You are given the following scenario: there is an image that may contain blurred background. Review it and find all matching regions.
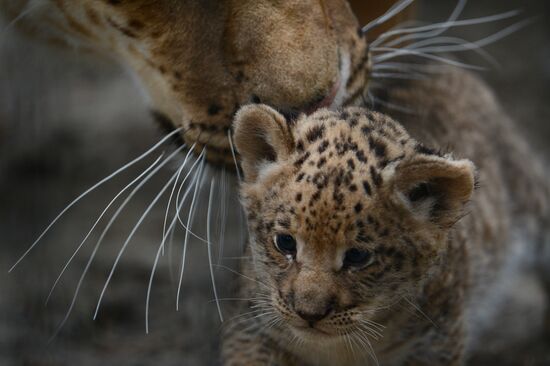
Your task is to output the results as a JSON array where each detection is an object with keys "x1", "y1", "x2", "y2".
[{"x1": 1, "y1": 1, "x2": 549, "y2": 365}]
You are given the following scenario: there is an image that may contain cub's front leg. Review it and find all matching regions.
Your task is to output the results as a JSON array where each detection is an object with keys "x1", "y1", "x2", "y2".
[
  {"x1": 402, "y1": 320, "x2": 466, "y2": 366},
  {"x1": 221, "y1": 329, "x2": 296, "y2": 366}
]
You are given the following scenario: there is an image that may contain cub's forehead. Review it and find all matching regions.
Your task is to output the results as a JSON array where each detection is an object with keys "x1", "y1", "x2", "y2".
[
  {"x1": 270, "y1": 108, "x2": 414, "y2": 221},
  {"x1": 288, "y1": 108, "x2": 414, "y2": 179},
  {"x1": 292, "y1": 108, "x2": 409, "y2": 149}
]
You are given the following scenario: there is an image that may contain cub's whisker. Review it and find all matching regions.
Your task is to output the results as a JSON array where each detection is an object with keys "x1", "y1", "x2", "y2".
[
  {"x1": 44, "y1": 153, "x2": 164, "y2": 306},
  {"x1": 93, "y1": 146, "x2": 187, "y2": 320},
  {"x1": 9, "y1": 127, "x2": 183, "y2": 273}
]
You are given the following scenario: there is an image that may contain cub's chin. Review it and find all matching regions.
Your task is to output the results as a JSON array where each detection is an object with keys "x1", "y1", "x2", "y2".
[{"x1": 288, "y1": 323, "x2": 345, "y2": 344}]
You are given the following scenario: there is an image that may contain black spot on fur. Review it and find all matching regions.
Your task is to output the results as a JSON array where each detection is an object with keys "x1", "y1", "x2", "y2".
[
  {"x1": 349, "y1": 184, "x2": 358, "y2": 192},
  {"x1": 306, "y1": 125, "x2": 325, "y2": 143},
  {"x1": 347, "y1": 159, "x2": 355, "y2": 170},
  {"x1": 294, "y1": 152, "x2": 310, "y2": 167},
  {"x1": 354, "y1": 203, "x2": 363, "y2": 213},
  {"x1": 363, "y1": 180, "x2": 372, "y2": 195},
  {"x1": 415, "y1": 144, "x2": 439, "y2": 156},
  {"x1": 370, "y1": 166, "x2": 383, "y2": 187},
  {"x1": 355, "y1": 150, "x2": 367, "y2": 163},
  {"x1": 318, "y1": 140, "x2": 329, "y2": 153},
  {"x1": 295, "y1": 193, "x2": 302, "y2": 202},
  {"x1": 278, "y1": 218, "x2": 290, "y2": 229},
  {"x1": 208, "y1": 104, "x2": 222, "y2": 116},
  {"x1": 369, "y1": 137, "x2": 386, "y2": 157},
  {"x1": 361, "y1": 126, "x2": 372, "y2": 137},
  {"x1": 296, "y1": 172, "x2": 305, "y2": 183},
  {"x1": 312, "y1": 172, "x2": 328, "y2": 189},
  {"x1": 317, "y1": 157, "x2": 327, "y2": 168},
  {"x1": 251, "y1": 95, "x2": 261, "y2": 104}
]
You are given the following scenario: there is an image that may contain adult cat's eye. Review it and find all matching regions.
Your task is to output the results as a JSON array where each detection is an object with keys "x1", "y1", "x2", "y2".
[
  {"x1": 274, "y1": 234, "x2": 297, "y2": 256},
  {"x1": 343, "y1": 248, "x2": 371, "y2": 268}
]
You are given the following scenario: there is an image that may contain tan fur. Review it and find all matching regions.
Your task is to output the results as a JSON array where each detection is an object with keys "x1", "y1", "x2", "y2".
[
  {"x1": 0, "y1": 0, "x2": 377, "y2": 165},
  {"x1": 223, "y1": 65, "x2": 550, "y2": 365}
]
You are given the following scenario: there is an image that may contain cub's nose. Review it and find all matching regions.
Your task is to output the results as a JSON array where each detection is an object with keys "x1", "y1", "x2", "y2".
[{"x1": 296, "y1": 307, "x2": 333, "y2": 325}]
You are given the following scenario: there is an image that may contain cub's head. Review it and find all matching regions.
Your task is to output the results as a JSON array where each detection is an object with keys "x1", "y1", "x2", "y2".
[{"x1": 233, "y1": 105, "x2": 475, "y2": 342}]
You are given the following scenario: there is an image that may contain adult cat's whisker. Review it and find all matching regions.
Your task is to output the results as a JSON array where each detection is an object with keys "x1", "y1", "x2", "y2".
[
  {"x1": 361, "y1": 0, "x2": 415, "y2": 36},
  {"x1": 371, "y1": 72, "x2": 427, "y2": 81},
  {"x1": 8, "y1": 127, "x2": 183, "y2": 273},
  {"x1": 372, "y1": 0, "x2": 466, "y2": 48},
  {"x1": 176, "y1": 152, "x2": 206, "y2": 311},
  {"x1": 206, "y1": 177, "x2": 224, "y2": 322},
  {"x1": 174, "y1": 149, "x2": 208, "y2": 243},
  {"x1": 408, "y1": 18, "x2": 534, "y2": 56},
  {"x1": 161, "y1": 144, "x2": 197, "y2": 256},
  {"x1": 374, "y1": 9, "x2": 520, "y2": 48},
  {"x1": 51, "y1": 143, "x2": 183, "y2": 337},
  {"x1": 227, "y1": 129, "x2": 241, "y2": 182},
  {"x1": 1, "y1": 0, "x2": 48, "y2": 42},
  {"x1": 372, "y1": 47, "x2": 485, "y2": 70},
  {"x1": 364, "y1": 90, "x2": 416, "y2": 114},
  {"x1": 168, "y1": 155, "x2": 203, "y2": 282},
  {"x1": 93, "y1": 146, "x2": 187, "y2": 320},
  {"x1": 44, "y1": 153, "x2": 165, "y2": 306},
  {"x1": 145, "y1": 151, "x2": 204, "y2": 333},
  {"x1": 217, "y1": 166, "x2": 228, "y2": 265}
]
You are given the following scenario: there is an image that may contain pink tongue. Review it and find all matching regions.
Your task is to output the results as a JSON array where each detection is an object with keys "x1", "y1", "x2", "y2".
[{"x1": 305, "y1": 79, "x2": 340, "y2": 115}]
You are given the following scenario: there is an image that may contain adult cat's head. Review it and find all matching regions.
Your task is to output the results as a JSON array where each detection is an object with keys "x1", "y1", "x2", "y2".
[{"x1": 4, "y1": 0, "x2": 378, "y2": 164}]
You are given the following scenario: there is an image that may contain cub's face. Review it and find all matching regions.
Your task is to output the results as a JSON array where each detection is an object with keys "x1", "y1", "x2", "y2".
[{"x1": 233, "y1": 105, "x2": 475, "y2": 341}]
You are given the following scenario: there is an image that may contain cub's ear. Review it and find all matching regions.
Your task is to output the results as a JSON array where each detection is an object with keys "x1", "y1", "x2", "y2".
[
  {"x1": 390, "y1": 156, "x2": 476, "y2": 228},
  {"x1": 233, "y1": 104, "x2": 294, "y2": 182}
]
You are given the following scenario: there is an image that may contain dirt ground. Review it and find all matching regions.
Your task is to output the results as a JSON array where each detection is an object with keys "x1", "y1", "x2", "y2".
[{"x1": 1, "y1": 1, "x2": 549, "y2": 365}]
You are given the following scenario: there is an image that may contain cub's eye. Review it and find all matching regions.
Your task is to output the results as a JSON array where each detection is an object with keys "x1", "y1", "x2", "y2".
[
  {"x1": 343, "y1": 248, "x2": 371, "y2": 268},
  {"x1": 274, "y1": 234, "x2": 297, "y2": 256}
]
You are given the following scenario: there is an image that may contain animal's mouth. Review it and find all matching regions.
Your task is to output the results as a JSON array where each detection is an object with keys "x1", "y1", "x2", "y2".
[
  {"x1": 290, "y1": 323, "x2": 335, "y2": 338},
  {"x1": 306, "y1": 51, "x2": 351, "y2": 114},
  {"x1": 304, "y1": 78, "x2": 341, "y2": 115}
]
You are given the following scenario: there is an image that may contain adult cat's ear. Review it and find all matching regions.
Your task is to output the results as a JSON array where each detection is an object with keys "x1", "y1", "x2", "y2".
[
  {"x1": 389, "y1": 155, "x2": 476, "y2": 228},
  {"x1": 233, "y1": 104, "x2": 294, "y2": 182}
]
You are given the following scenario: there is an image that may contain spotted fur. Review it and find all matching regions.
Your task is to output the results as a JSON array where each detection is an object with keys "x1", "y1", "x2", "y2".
[{"x1": 223, "y1": 65, "x2": 550, "y2": 365}]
